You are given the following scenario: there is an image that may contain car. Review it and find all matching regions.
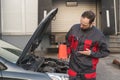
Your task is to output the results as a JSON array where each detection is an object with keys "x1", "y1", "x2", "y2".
[{"x1": 0, "y1": 8, "x2": 69, "y2": 80}]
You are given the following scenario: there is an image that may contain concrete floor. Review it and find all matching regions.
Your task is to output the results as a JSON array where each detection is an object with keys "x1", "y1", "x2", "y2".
[{"x1": 96, "y1": 54, "x2": 120, "y2": 80}]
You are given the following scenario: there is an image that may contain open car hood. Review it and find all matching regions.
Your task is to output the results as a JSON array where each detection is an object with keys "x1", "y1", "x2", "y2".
[{"x1": 17, "y1": 8, "x2": 58, "y2": 64}]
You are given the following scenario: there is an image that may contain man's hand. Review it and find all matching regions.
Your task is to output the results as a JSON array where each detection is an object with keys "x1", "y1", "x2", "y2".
[{"x1": 78, "y1": 48, "x2": 91, "y2": 56}]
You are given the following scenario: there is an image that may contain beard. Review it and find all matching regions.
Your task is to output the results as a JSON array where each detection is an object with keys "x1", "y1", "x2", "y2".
[{"x1": 80, "y1": 26, "x2": 92, "y2": 31}]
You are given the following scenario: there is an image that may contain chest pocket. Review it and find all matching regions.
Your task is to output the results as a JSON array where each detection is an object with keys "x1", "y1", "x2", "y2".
[
  {"x1": 68, "y1": 35, "x2": 79, "y2": 51},
  {"x1": 84, "y1": 39, "x2": 92, "y2": 51}
]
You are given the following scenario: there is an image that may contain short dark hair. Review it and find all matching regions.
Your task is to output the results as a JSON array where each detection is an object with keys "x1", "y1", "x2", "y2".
[{"x1": 81, "y1": 11, "x2": 95, "y2": 24}]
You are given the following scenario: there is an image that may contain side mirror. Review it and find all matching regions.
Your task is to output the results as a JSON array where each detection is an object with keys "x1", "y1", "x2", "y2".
[{"x1": 0, "y1": 62, "x2": 7, "y2": 70}]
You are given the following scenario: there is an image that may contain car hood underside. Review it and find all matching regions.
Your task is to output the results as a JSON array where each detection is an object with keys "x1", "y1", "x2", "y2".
[{"x1": 16, "y1": 8, "x2": 69, "y2": 74}]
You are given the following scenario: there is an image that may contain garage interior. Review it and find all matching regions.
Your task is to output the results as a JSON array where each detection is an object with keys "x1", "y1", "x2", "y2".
[{"x1": 0, "y1": 0, "x2": 120, "y2": 54}]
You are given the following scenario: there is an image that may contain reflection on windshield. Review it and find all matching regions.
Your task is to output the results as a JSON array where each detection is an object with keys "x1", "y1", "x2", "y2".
[
  {"x1": 0, "y1": 47, "x2": 21, "y2": 63},
  {"x1": 2, "y1": 47, "x2": 22, "y2": 56}
]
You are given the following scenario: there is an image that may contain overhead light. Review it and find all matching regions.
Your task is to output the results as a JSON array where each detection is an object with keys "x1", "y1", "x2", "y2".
[{"x1": 66, "y1": 0, "x2": 78, "y2": 7}]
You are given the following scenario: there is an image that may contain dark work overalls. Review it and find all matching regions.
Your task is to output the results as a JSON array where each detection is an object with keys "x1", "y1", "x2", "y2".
[{"x1": 66, "y1": 24, "x2": 110, "y2": 80}]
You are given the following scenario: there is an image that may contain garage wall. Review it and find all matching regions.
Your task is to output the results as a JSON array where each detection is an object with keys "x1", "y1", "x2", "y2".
[
  {"x1": 118, "y1": 1, "x2": 120, "y2": 32},
  {"x1": 0, "y1": 0, "x2": 1, "y2": 38},
  {"x1": 1, "y1": 0, "x2": 38, "y2": 35},
  {"x1": 52, "y1": 0, "x2": 97, "y2": 32},
  {"x1": 1, "y1": 0, "x2": 38, "y2": 49},
  {"x1": 117, "y1": 0, "x2": 120, "y2": 32}
]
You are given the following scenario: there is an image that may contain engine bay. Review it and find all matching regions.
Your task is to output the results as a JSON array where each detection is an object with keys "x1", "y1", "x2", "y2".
[{"x1": 19, "y1": 54, "x2": 69, "y2": 73}]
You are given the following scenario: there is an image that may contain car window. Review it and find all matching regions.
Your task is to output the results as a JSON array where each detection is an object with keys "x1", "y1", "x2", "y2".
[
  {"x1": 2, "y1": 47, "x2": 22, "y2": 56},
  {"x1": 0, "y1": 48, "x2": 19, "y2": 63},
  {"x1": 0, "y1": 40, "x2": 21, "y2": 51}
]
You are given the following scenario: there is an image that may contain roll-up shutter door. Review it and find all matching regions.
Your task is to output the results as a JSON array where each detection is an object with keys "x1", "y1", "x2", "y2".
[{"x1": 52, "y1": 0, "x2": 96, "y2": 32}]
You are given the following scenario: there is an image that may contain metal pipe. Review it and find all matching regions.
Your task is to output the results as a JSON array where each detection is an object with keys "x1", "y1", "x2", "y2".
[
  {"x1": 114, "y1": 0, "x2": 117, "y2": 35},
  {"x1": 0, "y1": 0, "x2": 1, "y2": 39},
  {"x1": 106, "y1": 10, "x2": 110, "y2": 28}
]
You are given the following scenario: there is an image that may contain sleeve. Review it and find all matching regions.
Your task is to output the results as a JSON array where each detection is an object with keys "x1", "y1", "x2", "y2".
[
  {"x1": 65, "y1": 27, "x2": 72, "y2": 55},
  {"x1": 90, "y1": 35, "x2": 110, "y2": 58},
  {"x1": 66, "y1": 24, "x2": 79, "y2": 55}
]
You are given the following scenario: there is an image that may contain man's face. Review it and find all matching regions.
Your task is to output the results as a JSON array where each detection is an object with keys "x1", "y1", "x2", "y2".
[{"x1": 80, "y1": 17, "x2": 92, "y2": 30}]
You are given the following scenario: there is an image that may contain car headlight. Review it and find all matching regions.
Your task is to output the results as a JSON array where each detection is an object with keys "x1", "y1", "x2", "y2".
[
  {"x1": 48, "y1": 74, "x2": 61, "y2": 80},
  {"x1": 47, "y1": 73, "x2": 69, "y2": 80}
]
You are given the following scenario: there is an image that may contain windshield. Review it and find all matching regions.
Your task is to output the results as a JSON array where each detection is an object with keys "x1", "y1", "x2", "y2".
[
  {"x1": 2, "y1": 47, "x2": 22, "y2": 56},
  {"x1": 0, "y1": 40, "x2": 22, "y2": 63},
  {"x1": 0, "y1": 47, "x2": 22, "y2": 63}
]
